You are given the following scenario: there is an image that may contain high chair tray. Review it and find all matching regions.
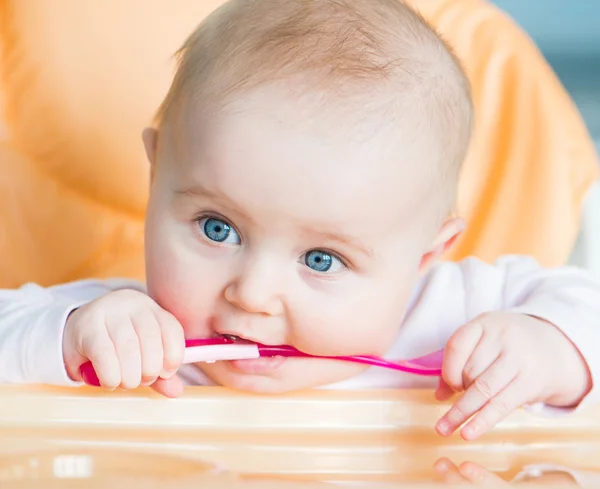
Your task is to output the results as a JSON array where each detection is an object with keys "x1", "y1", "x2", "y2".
[{"x1": 0, "y1": 386, "x2": 599, "y2": 487}]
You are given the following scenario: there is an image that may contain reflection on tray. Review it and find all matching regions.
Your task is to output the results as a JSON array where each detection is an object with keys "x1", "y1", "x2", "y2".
[
  {"x1": 0, "y1": 448, "x2": 596, "y2": 487},
  {"x1": 1, "y1": 387, "x2": 600, "y2": 487}
]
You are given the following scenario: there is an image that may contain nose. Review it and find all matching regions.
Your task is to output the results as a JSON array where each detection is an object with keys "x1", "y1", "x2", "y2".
[{"x1": 224, "y1": 252, "x2": 285, "y2": 316}]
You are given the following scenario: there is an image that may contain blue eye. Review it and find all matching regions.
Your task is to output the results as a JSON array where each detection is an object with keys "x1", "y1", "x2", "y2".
[
  {"x1": 201, "y1": 217, "x2": 240, "y2": 244},
  {"x1": 304, "y1": 250, "x2": 345, "y2": 273}
]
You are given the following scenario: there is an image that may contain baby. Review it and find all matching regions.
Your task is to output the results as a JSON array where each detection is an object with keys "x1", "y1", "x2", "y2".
[{"x1": 1, "y1": 0, "x2": 599, "y2": 442}]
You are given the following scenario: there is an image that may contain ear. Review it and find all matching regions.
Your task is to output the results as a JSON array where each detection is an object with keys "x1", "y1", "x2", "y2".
[
  {"x1": 419, "y1": 217, "x2": 465, "y2": 273},
  {"x1": 142, "y1": 127, "x2": 158, "y2": 180}
]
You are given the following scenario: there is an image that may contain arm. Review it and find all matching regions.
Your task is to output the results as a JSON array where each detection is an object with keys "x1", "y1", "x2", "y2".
[
  {"x1": 0, "y1": 279, "x2": 143, "y2": 385},
  {"x1": 426, "y1": 254, "x2": 600, "y2": 406},
  {"x1": 465, "y1": 255, "x2": 600, "y2": 408},
  {"x1": 424, "y1": 255, "x2": 600, "y2": 439}
]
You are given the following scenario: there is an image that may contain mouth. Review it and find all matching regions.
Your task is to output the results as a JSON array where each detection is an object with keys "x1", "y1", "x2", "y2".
[
  {"x1": 217, "y1": 333, "x2": 245, "y2": 342},
  {"x1": 214, "y1": 334, "x2": 287, "y2": 374}
]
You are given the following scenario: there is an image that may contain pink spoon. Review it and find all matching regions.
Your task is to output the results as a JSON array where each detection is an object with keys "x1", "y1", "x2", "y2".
[{"x1": 80, "y1": 337, "x2": 443, "y2": 387}]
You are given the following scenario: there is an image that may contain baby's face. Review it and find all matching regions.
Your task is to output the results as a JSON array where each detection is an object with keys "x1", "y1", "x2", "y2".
[{"x1": 143, "y1": 85, "x2": 453, "y2": 393}]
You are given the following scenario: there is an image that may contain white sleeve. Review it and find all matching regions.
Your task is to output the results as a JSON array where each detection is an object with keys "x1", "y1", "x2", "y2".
[
  {"x1": 0, "y1": 279, "x2": 145, "y2": 386},
  {"x1": 425, "y1": 255, "x2": 600, "y2": 410}
]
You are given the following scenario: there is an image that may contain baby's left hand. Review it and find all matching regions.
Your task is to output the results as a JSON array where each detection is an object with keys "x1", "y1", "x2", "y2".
[{"x1": 434, "y1": 312, "x2": 592, "y2": 440}]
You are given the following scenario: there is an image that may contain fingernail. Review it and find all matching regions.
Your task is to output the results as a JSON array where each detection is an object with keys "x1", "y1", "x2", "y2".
[
  {"x1": 160, "y1": 369, "x2": 176, "y2": 379},
  {"x1": 436, "y1": 420, "x2": 450, "y2": 435},
  {"x1": 462, "y1": 424, "x2": 478, "y2": 439},
  {"x1": 435, "y1": 460, "x2": 450, "y2": 474},
  {"x1": 461, "y1": 464, "x2": 474, "y2": 477}
]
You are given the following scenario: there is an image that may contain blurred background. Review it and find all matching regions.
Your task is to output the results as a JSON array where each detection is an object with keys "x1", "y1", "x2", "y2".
[
  {"x1": 492, "y1": 0, "x2": 600, "y2": 152},
  {"x1": 491, "y1": 0, "x2": 600, "y2": 270}
]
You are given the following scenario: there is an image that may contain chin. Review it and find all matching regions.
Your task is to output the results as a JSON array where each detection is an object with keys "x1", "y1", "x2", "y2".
[
  {"x1": 201, "y1": 359, "x2": 367, "y2": 394},
  {"x1": 221, "y1": 375, "x2": 303, "y2": 394}
]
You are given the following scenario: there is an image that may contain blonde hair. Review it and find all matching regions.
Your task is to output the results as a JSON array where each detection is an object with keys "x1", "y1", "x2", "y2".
[{"x1": 156, "y1": 0, "x2": 473, "y2": 215}]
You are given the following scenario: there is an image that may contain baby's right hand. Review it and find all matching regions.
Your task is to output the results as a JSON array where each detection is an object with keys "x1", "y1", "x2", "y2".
[{"x1": 62, "y1": 289, "x2": 186, "y2": 397}]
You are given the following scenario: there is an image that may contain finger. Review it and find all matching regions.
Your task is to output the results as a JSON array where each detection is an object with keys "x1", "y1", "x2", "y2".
[
  {"x1": 459, "y1": 461, "x2": 508, "y2": 485},
  {"x1": 106, "y1": 317, "x2": 142, "y2": 389},
  {"x1": 81, "y1": 330, "x2": 121, "y2": 389},
  {"x1": 131, "y1": 309, "x2": 164, "y2": 386},
  {"x1": 436, "y1": 355, "x2": 516, "y2": 437},
  {"x1": 151, "y1": 375, "x2": 184, "y2": 398},
  {"x1": 154, "y1": 309, "x2": 185, "y2": 379},
  {"x1": 442, "y1": 321, "x2": 484, "y2": 392},
  {"x1": 460, "y1": 376, "x2": 524, "y2": 441},
  {"x1": 435, "y1": 378, "x2": 455, "y2": 401},
  {"x1": 433, "y1": 458, "x2": 468, "y2": 485},
  {"x1": 461, "y1": 332, "x2": 502, "y2": 390}
]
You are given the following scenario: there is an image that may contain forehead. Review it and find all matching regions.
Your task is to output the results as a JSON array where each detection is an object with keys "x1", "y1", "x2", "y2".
[{"x1": 168, "y1": 84, "x2": 435, "y2": 231}]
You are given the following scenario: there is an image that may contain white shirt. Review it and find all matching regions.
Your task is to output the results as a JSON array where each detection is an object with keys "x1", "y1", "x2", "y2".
[{"x1": 1, "y1": 255, "x2": 599, "y2": 412}]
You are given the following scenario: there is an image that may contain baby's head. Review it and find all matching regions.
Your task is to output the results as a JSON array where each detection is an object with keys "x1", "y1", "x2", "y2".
[{"x1": 142, "y1": 0, "x2": 473, "y2": 393}]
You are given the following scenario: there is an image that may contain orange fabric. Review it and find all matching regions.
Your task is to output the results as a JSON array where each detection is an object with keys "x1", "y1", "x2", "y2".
[
  {"x1": 0, "y1": 0, "x2": 597, "y2": 288},
  {"x1": 410, "y1": 0, "x2": 599, "y2": 265}
]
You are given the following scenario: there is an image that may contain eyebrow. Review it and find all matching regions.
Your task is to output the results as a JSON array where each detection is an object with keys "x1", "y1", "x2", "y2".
[
  {"x1": 302, "y1": 228, "x2": 374, "y2": 258},
  {"x1": 174, "y1": 183, "x2": 254, "y2": 222},
  {"x1": 176, "y1": 183, "x2": 374, "y2": 258},
  {"x1": 175, "y1": 183, "x2": 220, "y2": 200}
]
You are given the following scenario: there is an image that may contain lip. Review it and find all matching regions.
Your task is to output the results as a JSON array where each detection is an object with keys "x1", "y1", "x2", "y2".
[
  {"x1": 227, "y1": 356, "x2": 287, "y2": 374},
  {"x1": 209, "y1": 331, "x2": 288, "y2": 374}
]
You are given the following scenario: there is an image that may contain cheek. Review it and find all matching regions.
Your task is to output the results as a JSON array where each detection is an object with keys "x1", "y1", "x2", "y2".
[
  {"x1": 291, "y1": 274, "x2": 414, "y2": 356},
  {"x1": 145, "y1": 220, "x2": 224, "y2": 337}
]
